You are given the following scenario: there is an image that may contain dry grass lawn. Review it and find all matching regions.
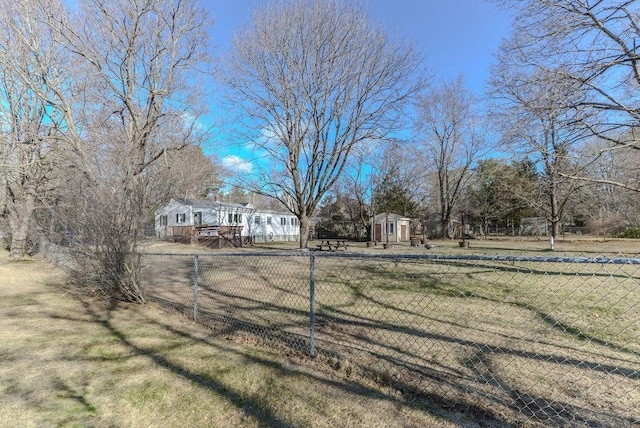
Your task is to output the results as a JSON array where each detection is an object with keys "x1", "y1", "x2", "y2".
[
  {"x1": 141, "y1": 234, "x2": 640, "y2": 257},
  {"x1": 0, "y1": 248, "x2": 491, "y2": 428},
  {"x1": 139, "y1": 236, "x2": 640, "y2": 427}
]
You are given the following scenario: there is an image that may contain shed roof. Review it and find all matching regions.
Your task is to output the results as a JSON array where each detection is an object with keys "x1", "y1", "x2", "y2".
[{"x1": 372, "y1": 212, "x2": 411, "y2": 221}]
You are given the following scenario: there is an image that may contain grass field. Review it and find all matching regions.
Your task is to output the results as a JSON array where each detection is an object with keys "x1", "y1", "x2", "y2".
[
  {"x1": 140, "y1": 236, "x2": 640, "y2": 427},
  {"x1": 5, "y1": 237, "x2": 639, "y2": 427},
  {"x1": 0, "y1": 248, "x2": 498, "y2": 427}
]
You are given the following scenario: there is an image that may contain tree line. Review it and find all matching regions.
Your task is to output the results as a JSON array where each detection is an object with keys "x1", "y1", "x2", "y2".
[
  {"x1": 2, "y1": 0, "x2": 640, "y2": 303},
  {"x1": 0, "y1": 0, "x2": 219, "y2": 302},
  {"x1": 313, "y1": 0, "x2": 640, "y2": 242}
]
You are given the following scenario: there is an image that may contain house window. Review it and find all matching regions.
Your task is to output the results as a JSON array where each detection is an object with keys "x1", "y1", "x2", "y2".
[
  {"x1": 386, "y1": 223, "x2": 394, "y2": 234},
  {"x1": 280, "y1": 217, "x2": 286, "y2": 225},
  {"x1": 176, "y1": 213, "x2": 186, "y2": 224},
  {"x1": 291, "y1": 217, "x2": 298, "y2": 226},
  {"x1": 255, "y1": 215, "x2": 261, "y2": 225},
  {"x1": 160, "y1": 215, "x2": 168, "y2": 226},
  {"x1": 228, "y1": 213, "x2": 242, "y2": 223},
  {"x1": 267, "y1": 217, "x2": 272, "y2": 225}
]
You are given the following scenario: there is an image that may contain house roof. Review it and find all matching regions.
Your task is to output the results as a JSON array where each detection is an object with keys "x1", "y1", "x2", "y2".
[
  {"x1": 172, "y1": 198, "x2": 251, "y2": 210},
  {"x1": 169, "y1": 198, "x2": 294, "y2": 216},
  {"x1": 372, "y1": 212, "x2": 411, "y2": 221}
]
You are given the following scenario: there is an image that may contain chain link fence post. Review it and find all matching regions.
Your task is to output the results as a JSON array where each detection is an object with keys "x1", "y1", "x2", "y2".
[
  {"x1": 193, "y1": 254, "x2": 199, "y2": 322},
  {"x1": 309, "y1": 252, "x2": 317, "y2": 357}
]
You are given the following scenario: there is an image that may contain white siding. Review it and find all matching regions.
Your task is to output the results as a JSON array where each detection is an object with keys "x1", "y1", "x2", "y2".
[
  {"x1": 155, "y1": 199, "x2": 300, "y2": 242},
  {"x1": 155, "y1": 199, "x2": 193, "y2": 237},
  {"x1": 246, "y1": 212, "x2": 299, "y2": 242}
]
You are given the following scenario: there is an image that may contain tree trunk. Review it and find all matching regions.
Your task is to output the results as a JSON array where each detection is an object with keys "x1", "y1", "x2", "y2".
[
  {"x1": 551, "y1": 217, "x2": 561, "y2": 239},
  {"x1": 549, "y1": 177, "x2": 560, "y2": 239},
  {"x1": 441, "y1": 210, "x2": 453, "y2": 239},
  {"x1": 118, "y1": 170, "x2": 145, "y2": 303},
  {"x1": 299, "y1": 214, "x2": 310, "y2": 249},
  {"x1": 7, "y1": 186, "x2": 36, "y2": 260}
]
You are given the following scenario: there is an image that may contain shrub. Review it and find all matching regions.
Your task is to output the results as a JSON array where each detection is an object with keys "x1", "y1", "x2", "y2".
[{"x1": 620, "y1": 226, "x2": 640, "y2": 239}]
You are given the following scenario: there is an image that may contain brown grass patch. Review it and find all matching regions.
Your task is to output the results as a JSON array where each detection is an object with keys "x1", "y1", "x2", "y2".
[
  {"x1": 0, "y1": 248, "x2": 475, "y2": 427},
  {"x1": 139, "y1": 246, "x2": 640, "y2": 427}
]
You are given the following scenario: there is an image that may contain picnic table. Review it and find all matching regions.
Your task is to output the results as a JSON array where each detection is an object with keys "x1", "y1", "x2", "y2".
[{"x1": 315, "y1": 240, "x2": 349, "y2": 251}]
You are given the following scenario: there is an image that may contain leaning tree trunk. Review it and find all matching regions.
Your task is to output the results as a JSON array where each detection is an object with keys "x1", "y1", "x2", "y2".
[{"x1": 441, "y1": 210, "x2": 454, "y2": 239}]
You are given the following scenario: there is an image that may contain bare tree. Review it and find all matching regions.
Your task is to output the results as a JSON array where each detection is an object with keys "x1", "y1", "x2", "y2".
[
  {"x1": 497, "y1": 0, "x2": 640, "y2": 191},
  {"x1": 414, "y1": 76, "x2": 487, "y2": 238},
  {"x1": 339, "y1": 169, "x2": 372, "y2": 242},
  {"x1": 0, "y1": 0, "x2": 215, "y2": 293},
  {"x1": 50, "y1": 0, "x2": 214, "y2": 302},
  {"x1": 317, "y1": 174, "x2": 372, "y2": 241},
  {"x1": 578, "y1": 138, "x2": 640, "y2": 234},
  {"x1": 223, "y1": 0, "x2": 424, "y2": 248},
  {"x1": 489, "y1": 65, "x2": 593, "y2": 238},
  {"x1": 339, "y1": 139, "x2": 388, "y2": 242},
  {"x1": 145, "y1": 145, "x2": 222, "y2": 210},
  {"x1": 0, "y1": 0, "x2": 70, "y2": 260}
]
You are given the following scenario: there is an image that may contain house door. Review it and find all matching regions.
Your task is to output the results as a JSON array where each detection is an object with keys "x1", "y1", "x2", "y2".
[
  {"x1": 401, "y1": 224, "x2": 407, "y2": 241},
  {"x1": 374, "y1": 224, "x2": 381, "y2": 242},
  {"x1": 194, "y1": 212, "x2": 202, "y2": 226}
]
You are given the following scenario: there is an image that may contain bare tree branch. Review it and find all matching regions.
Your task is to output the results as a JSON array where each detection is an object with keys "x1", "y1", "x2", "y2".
[
  {"x1": 414, "y1": 76, "x2": 488, "y2": 239},
  {"x1": 497, "y1": 0, "x2": 640, "y2": 192},
  {"x1": 223, "y1": 0, "x2": 424, "y2": 248}
]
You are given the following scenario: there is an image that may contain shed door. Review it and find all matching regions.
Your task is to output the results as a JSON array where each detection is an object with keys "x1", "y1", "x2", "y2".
[
  {"x1": 374, "y1": 224, "x2": 381, "y2": 241},
  {"x1": 401, "y1": 224, "x2": 407, "y2": 241}
]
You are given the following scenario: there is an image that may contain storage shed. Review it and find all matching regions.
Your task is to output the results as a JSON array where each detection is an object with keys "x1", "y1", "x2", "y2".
[{"x1": 371, "y1": 212, "x2": 411, "y2": 243}]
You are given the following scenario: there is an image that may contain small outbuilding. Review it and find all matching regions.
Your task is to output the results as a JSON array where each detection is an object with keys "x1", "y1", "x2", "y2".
[{"x1": 371, "y1": 212, "x2": 411, "y2": 243}]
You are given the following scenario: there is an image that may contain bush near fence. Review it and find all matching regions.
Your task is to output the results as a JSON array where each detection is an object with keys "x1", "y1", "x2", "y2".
[
  {"x1": 621, "y1": 227, "x2": 640, "y2": 239},
  {"x1": 139, "y1": 251, "x2": 640, "y2": 427}
]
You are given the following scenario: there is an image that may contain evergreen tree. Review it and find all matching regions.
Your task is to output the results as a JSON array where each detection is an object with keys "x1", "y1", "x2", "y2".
[{"x1": 372, "y1": 168, "x2": 417, "y2": 217}]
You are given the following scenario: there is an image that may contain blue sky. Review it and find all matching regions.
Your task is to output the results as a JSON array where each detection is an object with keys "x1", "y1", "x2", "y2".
[{"x1": 203, "y1": 0, "x2": 513, "y2": 175}]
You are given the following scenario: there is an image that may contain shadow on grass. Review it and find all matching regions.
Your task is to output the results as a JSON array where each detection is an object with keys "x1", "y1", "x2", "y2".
[
  {"x1": 353, "y1": 257, "x2": 640, "y2": 292},
  {"x1": 75, "y1": 298, "x2": 293, "y2": 427},
  {"x1": 52, "y1": 378, "x2": 97, "y2": 414},
  {"x1": 44, "y1": 295, "x2": 518, "y2": 427},
  {"x1": 315, "y1": 303, "x2": 640, "y2": 379},
  {"x1": 344, "y1": 260, "x2": 640, "y2": 359},
  {"x1": 462, "y1": 349, "x2": 632, "y2": 427},
  {"x1": 537, "y1": 311, "x2": 640, "y2": 358},
  {"x1": 140, "y1": 292, "x2": 640, "y2": 427},
  {"x1": 137, "y1": 253, "x2": 640, "y2": 426}
]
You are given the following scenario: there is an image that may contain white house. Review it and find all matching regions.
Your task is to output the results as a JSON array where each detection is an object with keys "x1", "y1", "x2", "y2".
[
  {"x1": 371, "y1": 212, "x2": 411, "y2": 243},
  {"x1": 155, "y1": 198, "x2": 300, "y2": 243}
]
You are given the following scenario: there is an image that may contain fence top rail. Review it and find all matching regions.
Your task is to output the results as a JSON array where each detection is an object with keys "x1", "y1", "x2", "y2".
[{"x1": 141, "y1": 251, "x2": 640, "y2": 265}]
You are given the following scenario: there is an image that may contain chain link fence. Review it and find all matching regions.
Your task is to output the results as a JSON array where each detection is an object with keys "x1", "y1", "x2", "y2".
[{"x1": 140, "y1": 252, "x2": 640, "y2": 427}]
